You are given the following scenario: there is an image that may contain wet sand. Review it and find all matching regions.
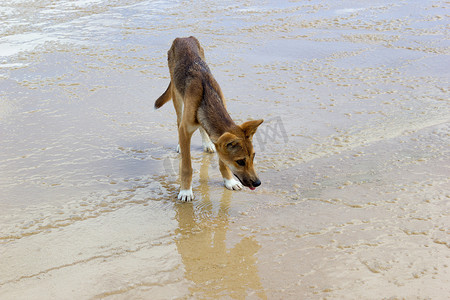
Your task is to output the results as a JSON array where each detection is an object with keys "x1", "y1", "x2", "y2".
[{"x1": 1, "y1": 0, "x2": 449, "y2": 299}]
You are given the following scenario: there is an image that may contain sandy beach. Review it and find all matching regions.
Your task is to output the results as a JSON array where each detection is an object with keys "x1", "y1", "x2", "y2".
[{"x1": 1, "y1": 0, "x2": 449, "y2": 299}]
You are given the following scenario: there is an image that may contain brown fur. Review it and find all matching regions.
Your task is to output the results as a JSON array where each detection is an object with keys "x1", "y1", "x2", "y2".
[{"x1": 155, "y1": 36, "x2": 263, "y2": 201}]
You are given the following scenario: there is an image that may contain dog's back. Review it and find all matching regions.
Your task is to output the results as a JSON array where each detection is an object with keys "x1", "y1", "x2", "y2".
[
  {"x1": 169, "y1": 37, "x2": 209, "y2": 98},
  {"x1": 168, "y1": 36, "x2": 205, "y2": 72},
  {"x1": 155, "y1": 36, "x2": 209, "y2": 109}
]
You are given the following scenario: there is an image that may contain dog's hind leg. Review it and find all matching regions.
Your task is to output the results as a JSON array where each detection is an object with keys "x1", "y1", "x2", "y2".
[
  {"x1": 178, "y1": 122, "x2": 196, "y2": 201},
  {"x1": 172, "y1": 89, "x2": 183, "y2": 153},
  {"x1": 200, "y1": 127, "x2": 216, "y2": 153},
  {"x1": 177, "y1": 87, "x2": 201, "y2": 201}
]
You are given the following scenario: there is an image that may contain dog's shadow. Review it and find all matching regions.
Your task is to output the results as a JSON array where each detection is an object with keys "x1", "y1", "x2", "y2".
[{"x1": 174, "y1": 154, "x2": 267, "y2": 299}]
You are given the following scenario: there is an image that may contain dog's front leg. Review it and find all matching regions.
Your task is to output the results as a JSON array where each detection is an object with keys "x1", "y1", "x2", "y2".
[
  {"x1": 200, "y1": 127, "x2": 216, "y2": 153},
  {"x1": 178, "y1": 123, "x2": 195, "y2": 201},
  {"x1": 219, "y1": 159, "x2": 243, "y2": 190}
]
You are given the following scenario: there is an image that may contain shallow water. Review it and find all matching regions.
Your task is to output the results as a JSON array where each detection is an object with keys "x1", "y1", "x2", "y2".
[{"x1": 1, "y1": 0, "x2": 449, "y2": 299}]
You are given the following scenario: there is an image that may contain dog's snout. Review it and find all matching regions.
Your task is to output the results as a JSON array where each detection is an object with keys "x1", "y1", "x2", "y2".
[{"x1": 252, "y1": 179, "x2": 261, "y2": 187}]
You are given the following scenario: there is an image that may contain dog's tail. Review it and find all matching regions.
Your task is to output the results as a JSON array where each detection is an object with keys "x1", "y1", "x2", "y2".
[{"x1": 154, "y1": 82, "x2": 172, "y2": 109}]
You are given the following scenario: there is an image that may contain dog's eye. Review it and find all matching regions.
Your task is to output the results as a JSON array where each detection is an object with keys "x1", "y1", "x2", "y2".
[{"x1": 236, "y1": 159, "x2": 246, "y2": 166}]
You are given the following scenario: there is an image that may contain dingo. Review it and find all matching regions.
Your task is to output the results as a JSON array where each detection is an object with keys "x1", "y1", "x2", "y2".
[{"x1": 155, "y1": 36, "x2": 263, "y2": 201}]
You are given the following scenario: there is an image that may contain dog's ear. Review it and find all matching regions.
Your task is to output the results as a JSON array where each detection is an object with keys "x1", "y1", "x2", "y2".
[
  {"x1": 215, "y1": 132, "x2": 242, "y2": 153},
  {"x1": 240, "y1": 119, "x2": 264, "y2": 140}
]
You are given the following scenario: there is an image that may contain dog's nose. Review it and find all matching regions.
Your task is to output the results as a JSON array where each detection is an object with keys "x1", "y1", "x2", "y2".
[{"x1": 252, "y1": 179, "x2": 261, "y2": 187}]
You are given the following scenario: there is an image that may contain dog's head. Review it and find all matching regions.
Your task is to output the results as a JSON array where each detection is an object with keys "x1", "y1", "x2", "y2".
[{"x1": 215, "y1": 119, "x2": 264, "y2": 190}]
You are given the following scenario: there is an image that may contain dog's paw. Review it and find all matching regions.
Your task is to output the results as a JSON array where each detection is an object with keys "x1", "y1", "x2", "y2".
[
  {"x1": 176, "y1": 144, "x2": 180, "y2": 153},
  {"x1": 178, "y1": 188, "x2": 194, "y2": 201},
  {"x1": 224, "y1": 178, "x2": 243, "y2": 191},
  {"x1": 202, "y1": 141, "x2": 216, "y2": 153}
]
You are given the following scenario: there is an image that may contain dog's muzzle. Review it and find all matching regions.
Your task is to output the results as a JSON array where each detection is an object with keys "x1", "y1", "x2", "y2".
[{"x1": 234, "y1": 174, "x2": 261, "y2": 190}]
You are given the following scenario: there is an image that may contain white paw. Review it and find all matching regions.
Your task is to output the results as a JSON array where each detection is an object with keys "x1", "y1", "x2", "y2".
[
  {"x1": 224, "y1": 178, "x2": 243, "y2": 191},
  {"x1": 178, "y1": 188, "x2": 194, "y2": 201},
  {"x1": 176, "y1": 144, "x2": 180, "y2": 153},
  {"x1": 202, "y1": 141, "x2": 216, "y2": 153}
]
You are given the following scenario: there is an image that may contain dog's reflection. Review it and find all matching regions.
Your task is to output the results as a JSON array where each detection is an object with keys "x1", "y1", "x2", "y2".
[{"x1": 174, "y1": 154, "x2": 266, "y2": 299}]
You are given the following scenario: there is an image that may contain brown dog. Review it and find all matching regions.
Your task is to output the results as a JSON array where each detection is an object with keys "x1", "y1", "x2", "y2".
[{"x1": 155, "y1": 36, "x2": 263, "y2": 201}]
